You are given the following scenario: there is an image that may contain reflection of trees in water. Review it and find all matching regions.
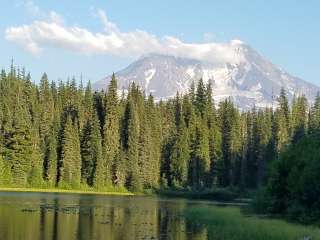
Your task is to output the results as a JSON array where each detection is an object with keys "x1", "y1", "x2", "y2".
[
  {"x1": 0, "y1": 195, "x2": 209, "y2": 240},
  {"x1": 157, "y1": 200, "x2": 205, "y2": 240},
  {"x1": 185, "y1": 217, "x2": 208, "y2": 240},
  {"x1": 77, "y1": 197, "x2": 94, "y2": 240},
  {"x1": 52, "y1": 198, "x2": 59, "y2": 240}
]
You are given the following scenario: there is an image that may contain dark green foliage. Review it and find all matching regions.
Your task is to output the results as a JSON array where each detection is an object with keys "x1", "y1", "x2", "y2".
[
  {"x1": 58, "y1": 115, "x2": 81, "y2": 188},
  {"x1": 255, "y1": 136, "x2": 320, "y2": 224},
  {"x1": 39, "y1": 73, "x2": 54, "y2": 140},
  {"x1": 195, "y1": 78, "x2": 207, "y2": 117},
  {"x1": 169, "y1": 94, "x2": 189, "y2": 187},
  {"x1": 125, "y1": 98, "x2": 142, "y2": 192},
  {"x1": 0, "y1": 153, "x2": 12, "y2": 186},
  {"x1": 4, "y1": 105, "x2": 34, "y2": 186},
  {"x1": 274, "y1": 88, "x2": 290, "y2": 152},
  {"x1": 170, "y1": 113, "x2": 189, "y2": 187},
  {"x1": 217, "y1": 99, "x2": 242, "y2": 187},
  {"x1": 309, "y1": 93, "x2": 320, "y2": 135},
  {"x1": 205, "y1": 83, "x2": 221, "y2": 188},
  {"x1": 42, "y1": 128, "x2": 57, "y2": 185},
  {"x1": 252, "y1": 93, "x2": 320, "y2": 224},
  {"x1": 1, "y1": 64, "x2": 320, "y2": 225},
  {"x1": 189, "y1": 122, "x2": 210, "y2": 189},
  {"x1": 145, "y1": 95, "x2": 162, "y2": 188},
  {"x1": 291, "y1": 95, "x2": 308, "y2": 143},
  {"x1": 81, "y1": 113, "x2": 103, "y2": 188},
  {"x1": 102, "y1": 73, "x2": 120, "y2": 187}
]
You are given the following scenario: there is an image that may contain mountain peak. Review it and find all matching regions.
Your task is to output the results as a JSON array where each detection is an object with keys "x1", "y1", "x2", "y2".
[{"x1": 94, "y1": 45, "x2": 319, "y2": 109}]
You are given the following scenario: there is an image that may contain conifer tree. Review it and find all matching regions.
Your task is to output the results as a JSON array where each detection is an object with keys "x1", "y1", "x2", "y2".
[
  {"x1": 39, "y1": 73, "x2": 54, "y2": 140},
  {"x1": 291, "y1": 95, "x2": 308, "y2": 143},
  {"x1": 28, "y1": 128, "x2": 43, "y2": 187},
  {"x1": 80, "y1": 120, "x2": 95, "y2": 185},
  {"x1": 0, "y1": 155, "x2": 12, "y2": 186},
  {"x1": 91, "y1": 115, "x2": 104, "y2": 189},
  {"x1": 195, "y1": 78, "x2": 207, "y2": 117},
  {"x1": 58, "y1": 115, "x2": 81, "y2": 188},
  {"x1": 83, "y1": 81, "x2": 94, "y2": 120},
  {"x1": 278, "y1": 87, "x2": 290, "y2": 125},
  {"x1": 205, "y1": 82, "x2": 221, "y2": 187},
  {"x1": 309, "y1": 93, "x2": 320, "y2": 134},
  {"x1": 42, "y1": 128, "x2": 58, "y2": 185},
  {"x1": 102, "y1": 74, "x2": 120, "y2": 187},
  {"x1": 125, "y1": 99, "x2": 142, "y2": 192},
  {"x1": 81, "y1": 113, "x2": 103, "y2": 188},
  {"x1": 189, "y1": 120, "x2": 210, "y2": 189},
  {"x1": 146, "y1": 95, "x2": 162, "y2": 188},
  {"x1": 4, "y1": 100, "x2": 33, "y2": 186},
  {"x1": 170, "y1": 96, "x2": 189, "y2": 187},
  {"x1": 218, "y1": 99, "x2": 241, "y2": 187},
  {"x1": 81, "y1": 112, "x2": 103, "y2": 187},
  {"x1": 256, "y1": 108, "x2": 273, "y2": 186},
  {"x1": 274, "y1": 89, "x2": 290, "y2": 152},
  {"x1": 138, "y1": 107, "x2": 153, "y2": 188}
]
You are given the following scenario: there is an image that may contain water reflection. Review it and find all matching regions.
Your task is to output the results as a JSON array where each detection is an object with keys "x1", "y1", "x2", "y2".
[{"x1": 0, "y1": 192, "x2": 209, "y2": 240}]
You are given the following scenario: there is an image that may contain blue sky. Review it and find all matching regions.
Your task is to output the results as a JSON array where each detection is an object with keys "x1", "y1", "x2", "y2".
[{"x1": 0, "y1": 0, "x2": 319, "y2": 85}]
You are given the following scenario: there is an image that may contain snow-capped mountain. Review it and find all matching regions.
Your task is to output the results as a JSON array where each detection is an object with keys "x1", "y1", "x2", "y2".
[{"x1": 93, "y1": 42, "x2": 320, "y2": 109}]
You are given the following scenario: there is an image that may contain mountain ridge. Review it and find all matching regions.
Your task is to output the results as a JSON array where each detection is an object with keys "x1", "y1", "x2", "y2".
[{"x1": 94, "y1": 43, "x2": 320, "y2": 109}]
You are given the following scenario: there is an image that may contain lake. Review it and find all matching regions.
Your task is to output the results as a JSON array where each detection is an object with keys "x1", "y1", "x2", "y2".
[{"x1": 0, "y1": 191, "x2": 215, "y2": 240}]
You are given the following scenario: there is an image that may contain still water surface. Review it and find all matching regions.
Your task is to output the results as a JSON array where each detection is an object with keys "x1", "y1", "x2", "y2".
[{"x1": 0, "y1": 191, "x2": 215, "y2": 240}]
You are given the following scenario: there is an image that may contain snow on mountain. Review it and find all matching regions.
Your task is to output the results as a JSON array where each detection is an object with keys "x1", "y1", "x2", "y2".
[{"x1": 93, "y1": 42, "x2": 320, "y2": 109}]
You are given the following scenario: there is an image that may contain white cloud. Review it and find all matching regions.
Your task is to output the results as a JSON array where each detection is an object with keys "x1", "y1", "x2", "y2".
[{"x1": 5, "y1": 8, "x2": 245, "y2": 64}]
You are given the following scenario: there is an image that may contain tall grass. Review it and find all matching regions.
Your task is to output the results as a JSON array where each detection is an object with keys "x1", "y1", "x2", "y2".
[
  {"x1": 184, "y1": 206, "x2": 320, "y2": 240},
  {"x1": 0, "y1": 185, "x2": 133, "y2": 196},
  {"x1": 157, "y1": 187, "x2": 241, "y2": 202}
]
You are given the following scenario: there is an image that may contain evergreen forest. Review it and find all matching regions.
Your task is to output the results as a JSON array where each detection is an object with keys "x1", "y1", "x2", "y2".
[{"x1": 0, "y1": 66, "x2": 319, "y2": 223}]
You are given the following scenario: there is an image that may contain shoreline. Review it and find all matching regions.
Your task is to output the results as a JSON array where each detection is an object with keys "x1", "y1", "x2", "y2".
[{"x1": 0, "y1": 187, "x2": 134, "y2": 196}]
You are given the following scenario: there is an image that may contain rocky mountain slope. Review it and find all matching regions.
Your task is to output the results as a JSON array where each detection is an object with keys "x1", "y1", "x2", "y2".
[{"x1": 94, "y1": 42, "x2": 319, "y2": 109}]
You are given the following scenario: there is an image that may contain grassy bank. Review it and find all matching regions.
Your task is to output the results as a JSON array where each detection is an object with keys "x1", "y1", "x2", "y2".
[
  {"x1": 0, "y1": 187, "x2": 134, "y2": 196},
  {"x1": 157, "y1": 188, "x2": 252, "y2": 205},
  {"x1": 184, "y1": 206, "x2": 320, "y2": 240}
]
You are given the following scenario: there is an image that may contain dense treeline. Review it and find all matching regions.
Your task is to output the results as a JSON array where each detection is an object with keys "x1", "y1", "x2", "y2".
[
  {"x1": 256, "y1": 136, "x2": 320, "y2": 224},
  {"x1": 0, "y1": 65, "x2": 319, "y2": 207}
]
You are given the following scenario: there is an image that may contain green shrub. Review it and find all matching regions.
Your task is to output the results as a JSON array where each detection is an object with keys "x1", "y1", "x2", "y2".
[{"x1": 254, "y1": 136, "x2": 320, "y2": 224}]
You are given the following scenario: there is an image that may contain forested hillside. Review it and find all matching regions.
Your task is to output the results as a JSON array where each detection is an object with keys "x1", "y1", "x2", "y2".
[{"x1": 0, "y1": 65, "x2": 318, "y2": 197}]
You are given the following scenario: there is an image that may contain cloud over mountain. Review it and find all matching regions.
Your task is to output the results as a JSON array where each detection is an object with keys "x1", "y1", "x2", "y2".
[{"x1": 5, "y1": 6, "x2": 243, "y2": 65}]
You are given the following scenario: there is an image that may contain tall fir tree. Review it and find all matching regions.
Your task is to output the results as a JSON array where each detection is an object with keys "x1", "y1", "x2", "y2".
[
  {"x1": 102, "y1": 74, "x2": 121, "y2": 187},
  {"x1": 291, "y1": 95, "x2": 308, "y2": 143},
  {"x1": 205, "y1": 81, "x2": 221, "y2": 187},
  {"x1": 42, "y1": 128, "x2": 58, "y2": 185},
  {"x1": 218, "y1": 99, "x2": 241, "y2": 187},
  {"x1": 309, "y1": 93, "x2": 320, "y2": 135},
  {"x1": 170, "y1": 96, "x2": 189, "y2": 187},
  {"x1": 274, "y1": 88, "x2": 290, "y2": 153},
  {"x1": 81, "y1": 113, "x2": 103, "y2": 188},
  {"x1": 194, "y1": 78, "x2": 207, "y2": 117},
  {"x1": 4, "y1": 94, "x2": 34, "y2": 186},
  {"x1": 125, "y1": 97, "x2": 142, "y2": 192},
  {"x1": 58, "y1": 115, "x2": 81, "y2": 188},
  {"x1": 39, "y1": 73, "x2": 54, "y2": 141},
  {"x1": 189, "y1": 120, "x2": 210, "y2": 189}
]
